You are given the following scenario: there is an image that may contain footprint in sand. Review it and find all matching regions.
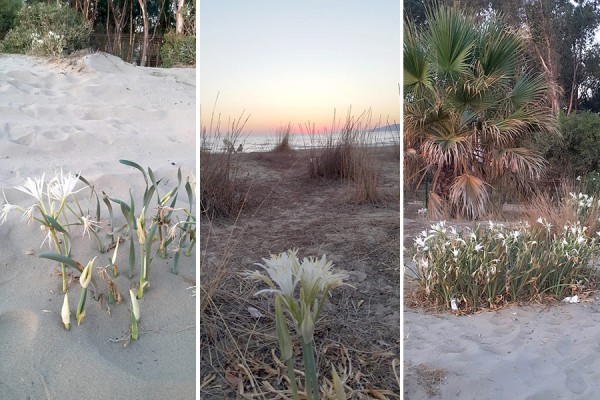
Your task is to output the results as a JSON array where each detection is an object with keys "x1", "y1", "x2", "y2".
[
  {"x1": 565, "y1": 367, "x2": 587, "y2": 394},
  {"x1": 42, "y1": 130, "x2": 69, "y2": 141},
  {"x1": 8, "y1": 132, "x2": 34, "y2": 146}
]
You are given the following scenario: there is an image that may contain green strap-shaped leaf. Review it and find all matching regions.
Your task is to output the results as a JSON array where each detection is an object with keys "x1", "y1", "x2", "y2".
[
  {"x1": 143, "y1": 185, "x2": 156, "y2": 209},
  {"x1": 129, "y1": 189, "x2": 136, "y2": 225},
  {"x1": 185, "y1": 180, "x2": 193, "y2": 211},
  {"x1": 120, "y1": 202, "x2": 132, "y2": 227},
  {"x1": 102, "y1": 193, "x2": 114, "y2": 218},
  {"x1": 160, "y1": 187, "x2": 178, "y2": 207},
  {"x1": 43, "y1": 214, "x2": 67, "y2": 233},
  {"x1": 148, "y1": 167, "x2": 160, "y2": 203},
  {"x1": 119, "y1": 159, "x2": 148, "y2": 188},
  {"x1": 39, "y1": 253, "x2": 81, "y2": 271}
]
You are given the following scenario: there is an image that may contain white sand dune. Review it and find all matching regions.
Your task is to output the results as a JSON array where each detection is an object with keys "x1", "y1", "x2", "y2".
[
  {"x1": 0, "y1": 52, "x2": 195, "y2": 399},
  {"x1": 404, "y1": 303, "x2": 600, "y2": 399}
]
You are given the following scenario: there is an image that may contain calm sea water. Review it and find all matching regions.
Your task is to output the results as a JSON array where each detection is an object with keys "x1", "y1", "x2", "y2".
[{"x1": 203, "y1": 131, "x2": 400, "y2": 153}]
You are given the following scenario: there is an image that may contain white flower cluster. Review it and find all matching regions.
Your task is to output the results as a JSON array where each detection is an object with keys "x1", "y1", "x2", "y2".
[{"x1": 569, "y1": 192, "x2": 599, "y2": 210}]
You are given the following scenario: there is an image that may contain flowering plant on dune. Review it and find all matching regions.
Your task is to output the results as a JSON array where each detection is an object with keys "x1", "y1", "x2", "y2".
[
  {"x1": 412, "y1": 219, "x2": 600, "y2": 312},
  {"x1": 1, "y1": 170, "x2": 103, "y2": 293},
  {"x1": 243, "y1": 250, "x2": 351, "y2": 400},
  {"x1": 1, "y1": 161, "x2": 196, "y2": 340}
]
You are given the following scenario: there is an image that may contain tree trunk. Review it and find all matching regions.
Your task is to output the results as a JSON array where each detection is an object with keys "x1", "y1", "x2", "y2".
[
  {"x1": 137, "y1": 0, "x2": 149, "y2": 67},
  {"x1": 176, "y1": 0, "x2": 185, "y2": 34}
]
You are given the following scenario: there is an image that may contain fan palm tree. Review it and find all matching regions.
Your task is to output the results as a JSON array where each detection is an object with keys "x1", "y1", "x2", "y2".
[{"x1": 404, "y1": 6, "x2": 557, "y2": 219}]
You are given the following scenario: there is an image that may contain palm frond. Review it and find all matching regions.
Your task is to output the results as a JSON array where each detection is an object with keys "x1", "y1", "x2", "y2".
[
  {"x1": 428, "y1": 192, "x2": 448, "y2": 220},
  {"x1": 449, "y1": 174, "x2": 491, "y2": 220},
  {"x1": 478, "y1": 20, "x2": 524, "y2": 81},
  {"x1": 404, "y1": 20, "x2": 431, "y2": 92},
  {"x1": 426, "y1": 6, "x2": 476, "y2": 79},
  {"x1": 490, "y1": 147, "x2": 547, "y2": 180},
  {"x1": 421, "y1": 130, "x2": 473, "y2": 173},
  {"x1": 508, "y1": 74, "x2": 548, "y2": 109}
]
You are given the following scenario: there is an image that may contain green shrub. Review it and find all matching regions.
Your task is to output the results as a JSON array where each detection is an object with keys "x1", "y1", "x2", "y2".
[
  {"x1": 0, "y1": 0, "x2": 23, "y2": 39},
  {"x1": 160, "y1": 31, "x2": 195, "y2": 68},
  {"x1": 412, "y1": 220, "x2": 600, "y2": 312},
  {"x1": 1, "y1": 3, "x2": 89, "y2": 56},
  {"x1": 580, "y1": 171, "x2": 600, "y2": 197},
  {"x1": 544, "y1": 111, "x2": 600, "y2": 177}
]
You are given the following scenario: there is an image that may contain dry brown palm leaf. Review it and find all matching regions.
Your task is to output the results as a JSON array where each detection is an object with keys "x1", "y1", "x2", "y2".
[
  {"x1": 427, "y1": 192, "x2": 448, "y2": 220},
  {"x1": 449, "y1": 174, "x2": 491, "y2": 219}
]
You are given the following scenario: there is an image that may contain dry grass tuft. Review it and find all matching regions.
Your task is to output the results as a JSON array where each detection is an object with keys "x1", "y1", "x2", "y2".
[
  {"x1": 304, "y1": 110, "x2": 383, "y2": 203},
  {"x1": 200, "y1": 101, "x2": 250, "y2": 218},
  {"x1": 524, "y1": 178, "x2": 600, "y2": 236},
  {"x1": 272, "y1": 123, "x2": 293, "y2": 152}
]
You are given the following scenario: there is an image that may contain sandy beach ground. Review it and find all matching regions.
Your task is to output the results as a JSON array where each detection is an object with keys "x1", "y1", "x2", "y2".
[
  {"x1": 404, "y1": 210, "x2": 600, "y2": 399},
  {"x1": 200, "y1": 147, "x2": 400, "y2": 398},
  {"x1": 0, "y1": 52, "x2": 196, "y2": 399}
]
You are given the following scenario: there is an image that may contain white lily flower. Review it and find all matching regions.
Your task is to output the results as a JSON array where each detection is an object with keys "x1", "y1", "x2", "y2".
[
  {"x1": 536, "y1": 217, "x2": 544, "y2": 225},
  {"x1": 1, "y1": 202, "x2": 18, "y2": 225},
  {"x1": 15, "y1": 174, "x2": 45, "y2": 203},
  {"x1": 247, "y1": 250, "x2": 300, "y2": 298},
  {"x1": 48, "y1": 169, "x2": 83, "y2": 203},
  {"x1": 474, "y1": 244, "x2": 483, "y2": 252},
  {"x1": 300, "y1": 254, "x2": 350, "y2": 294}
]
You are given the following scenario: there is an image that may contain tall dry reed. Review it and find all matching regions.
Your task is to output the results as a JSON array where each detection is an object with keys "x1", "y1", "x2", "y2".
[
  {"x1": 303, "y1": 109, "x2": 383, "y2": 203},
  {"x1": 200, "y1": 98, "x2": 249, "y2": 218}
]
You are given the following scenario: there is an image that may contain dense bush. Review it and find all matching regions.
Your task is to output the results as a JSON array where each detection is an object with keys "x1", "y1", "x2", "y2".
[
  {"x1": 160, "y1": 32, "x2": 195, "y2": 68},
  {"x1": 544, "y1": 111, "x2": 600, "y2": 177},
  {"x1": 0, "y1": 0, "x2": 22, "y2": 39},
  {"x1": 1, "y1": 3, "x2": 89, "y2": 56}
]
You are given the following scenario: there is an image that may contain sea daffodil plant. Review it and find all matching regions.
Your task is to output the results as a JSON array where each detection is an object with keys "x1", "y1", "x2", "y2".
[
  {"x1": 243, "y1": 249, "x2": 350, "y2": 400},
  {"x1": 0, "y1": 170, "x2": 102, "y2": 292}
]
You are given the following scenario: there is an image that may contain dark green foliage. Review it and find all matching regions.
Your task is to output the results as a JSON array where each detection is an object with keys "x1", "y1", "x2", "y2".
[
  {"x1": 546, "y1": 112, "x2": 600, "y2": 176},
  {"x1": 1, "y1": 3, "x2": 90, "y2": 55},
  {"x1": 0, "y1": 0, "x2": 23, "y2": 39},
  {"x1": 160, "y1": 31, "x2": 195, "y2": 68}
]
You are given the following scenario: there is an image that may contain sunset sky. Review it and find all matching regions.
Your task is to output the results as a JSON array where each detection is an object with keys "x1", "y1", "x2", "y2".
[{"x1": 200, "y1": 1, "x2": 400, "y2": 134}]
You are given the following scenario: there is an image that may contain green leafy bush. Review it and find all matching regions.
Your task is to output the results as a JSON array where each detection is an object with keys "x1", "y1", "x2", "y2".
[
  {"x1": 160, "y1": 32, "x2": 195, "y2": 68},
  {"x1": 0, "y1": 0, "x2": 23, "y2": 39},
  {"x1": 544, "y1": 111, "x2": 600, "y2": 177},
  {"x1": 412, "y1": 220, "x2": 600, "y2": 312},
  {"x1": 580, "y1": 171, "x2": 600, "y2": 197},
  {"x1": 1, "y1": 3, "x2": 89, "y2": 56}
]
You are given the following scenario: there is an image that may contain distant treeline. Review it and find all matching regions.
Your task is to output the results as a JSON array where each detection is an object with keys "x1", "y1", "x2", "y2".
[{"x1": 0, "y1": 0, "x2": 196, "y2": 67}]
